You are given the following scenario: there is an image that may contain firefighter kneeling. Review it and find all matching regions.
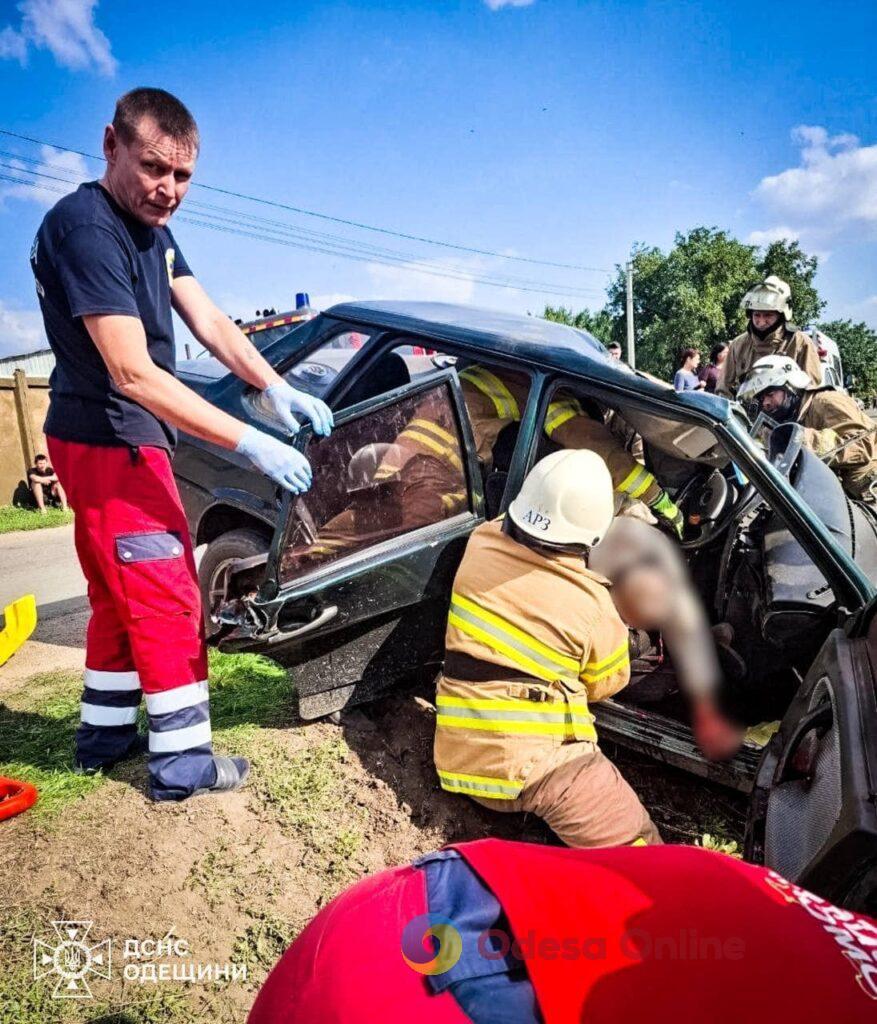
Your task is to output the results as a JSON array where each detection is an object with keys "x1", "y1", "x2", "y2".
[{"x1": 434, "y1": 449, "x2": 661, "y2": 848}]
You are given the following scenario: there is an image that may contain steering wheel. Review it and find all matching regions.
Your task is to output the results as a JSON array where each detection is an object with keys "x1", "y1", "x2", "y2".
[{"x1": 675, "y1": 468, "x2": 739, "y2": 550}]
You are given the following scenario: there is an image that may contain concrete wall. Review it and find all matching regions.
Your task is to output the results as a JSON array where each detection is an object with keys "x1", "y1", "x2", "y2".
[{"x1": 0, "y1": 373, "x2": 51, "y2": 505}]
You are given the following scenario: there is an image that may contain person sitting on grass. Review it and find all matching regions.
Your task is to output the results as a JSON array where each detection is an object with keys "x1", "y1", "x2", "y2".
[{"x1": 27, "y1": 454, "x2": 68, "y2": 514}]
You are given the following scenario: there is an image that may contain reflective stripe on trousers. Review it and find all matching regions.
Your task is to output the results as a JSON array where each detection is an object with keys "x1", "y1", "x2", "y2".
[{"x1": 436, "y1": 768, "x2": 525, "y2": 800}]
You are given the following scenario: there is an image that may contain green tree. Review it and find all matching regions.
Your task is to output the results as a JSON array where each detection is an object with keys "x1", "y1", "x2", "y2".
[
  {"x1": 757, "y1": 239, "x2": 824, "y2": 327},
  {"x1": 541, "y1": 229, "x2": 826, "y2": 381},
  {"x1": 543, "y1": 305, "x2": 613, "y2": 345},
  {"x1": 604, "y1": 228, "x2": 759, "y2": 378},
  {"x1": 818, "y1": 319, "x2": 877, "y2": 400}
]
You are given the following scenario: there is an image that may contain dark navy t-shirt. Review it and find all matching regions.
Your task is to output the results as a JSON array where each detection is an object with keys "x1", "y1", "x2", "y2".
[{"x1": 30, "y1": 181, "x2": 193, "y2": 449}]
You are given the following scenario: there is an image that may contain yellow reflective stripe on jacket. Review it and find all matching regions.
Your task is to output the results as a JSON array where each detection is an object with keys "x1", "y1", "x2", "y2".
[
  {"x1": 448, "y1": 592, "x2": 580, "y2": 684},
  {"x1": 441, "y1": 490, "x2": 467, "y2": 513},
  {"x1": 373, "y1": 462, "x2": 400, "y2": 482},
  {"x1": 404, "y1": 419, "x2": 464, "y2": 471},
  {"x1": 436, "y1": 768, "x2": 524, "y2": 800},
  {"x1": 436, "y1": 695, "x2": 596, "y2": 741},
  {"x1": 459, "y1": 366, "x2": 520, "y2": 421},
  {"x1": 581, "y1": 639, "x2": 629, "y2": 683},
  {"x1": 544, "y1": 398, "x2": 584, "y2": 438},
  {"x1": 617, "y1": 464, "x2": 657, "y2": 499},
  {"x1": 812, "y1": 427, "x2": 841, "y2": 459}
]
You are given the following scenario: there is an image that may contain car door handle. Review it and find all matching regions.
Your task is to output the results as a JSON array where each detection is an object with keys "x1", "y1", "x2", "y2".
[
  {"x1": 772, "y1": 700, "x2": 833, "y2": 785},
  {"x1": 267, "y1": 605, "x2": 338, "y2": 645}
]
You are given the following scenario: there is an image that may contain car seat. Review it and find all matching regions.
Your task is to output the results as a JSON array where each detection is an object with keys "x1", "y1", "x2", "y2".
[{"x1": 342, "y1": 351, "x2": 411, "y2": 408}]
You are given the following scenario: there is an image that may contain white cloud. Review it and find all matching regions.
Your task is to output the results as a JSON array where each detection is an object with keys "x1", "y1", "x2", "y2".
[
  {"x1": 0, "y1": 302, "x2": 45, "y2": 358},
  {"x1": 484, "y1": 0, "x2": 536, "y2": 9},
  {"x1": 0, "y1": 145, "x2": 89, "y2": 208},
  {"x1": 0, "y1": 0, "x2": 116, "y2": 75},
  {"x1": 311, "y1": 292, "x2": 356, "y2": 312},
  {"x1": 833, "y1": 295, "x2": 877, "y2": 331},
  {"x1": 0, "y1": 24, "x2": 27, "y2": 61},
  {"x1": 753, "y1": 125, "x2": 877, "y2": 244},
  {"x1": 366, "y1": 259, "x2": 478, "y2": 305},
  {"x1": 746, "y1": 225, "x2": 798, "y2": 246}
]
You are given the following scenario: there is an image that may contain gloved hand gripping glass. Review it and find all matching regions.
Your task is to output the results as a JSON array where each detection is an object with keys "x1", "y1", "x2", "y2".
[{"x1": 263, "y1": 382, "x2": 334, "y2": 438}]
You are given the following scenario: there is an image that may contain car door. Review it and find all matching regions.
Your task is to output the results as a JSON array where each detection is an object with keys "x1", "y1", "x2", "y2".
[
  {"x1": 745, "y1": 601, "x2": 877, "y2": 914},
  {"x1": 219, "y1": 369, "x2": 484, "y2": 719}
]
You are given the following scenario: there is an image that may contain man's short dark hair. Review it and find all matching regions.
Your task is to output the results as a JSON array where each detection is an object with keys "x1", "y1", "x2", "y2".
[
  {"x1": 113, "y1": 88, "x2": 200, "y2": 152},
  {"x1": 608, "y1": 342, "x2": 622, "y2": 351},
  {"x1": 35, "y1": 453, "x2": 47, "y2": 461}
]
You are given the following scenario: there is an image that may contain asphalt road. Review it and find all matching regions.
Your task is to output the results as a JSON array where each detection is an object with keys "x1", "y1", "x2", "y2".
[{"x1": 0, "y1": 524, "x2": 87, "y2": 620}]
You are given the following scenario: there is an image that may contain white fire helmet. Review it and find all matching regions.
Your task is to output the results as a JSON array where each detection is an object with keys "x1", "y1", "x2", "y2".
[
  {"x1": 737, "y1": 355, "x2": 812, "y2": 405},
  {"x1": 346, "y1": 442, "x2": 400, "y2": 492},
  {"x1": 740, "y1": 275, "x2": 793, "y2": 320},
  {"x1": 508, "y1": 449, "x2": 615, "y2": 549}
]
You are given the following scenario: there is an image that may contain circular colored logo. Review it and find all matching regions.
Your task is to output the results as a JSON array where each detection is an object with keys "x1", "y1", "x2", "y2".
[{"x1": 401, "y1": 913, "x2": 463, "y2": 975}]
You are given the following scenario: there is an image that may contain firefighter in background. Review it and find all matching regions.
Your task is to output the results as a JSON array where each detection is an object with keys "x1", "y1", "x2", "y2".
[
  {"x1": 718, "y1": 275, "x2": 822, "y2": 397},
  {"x1": 434, "y1": 449, "x2": 662, "y2": 848},
  {"x1": 458, "y1": 364, "x2": 684, "y2": 537},
  {"x1": 248, "y1": 839, "x2": 877, "y2": 1024},
  {"x1": 738, "y1": 355, "x2": 877, "y2": 502}
]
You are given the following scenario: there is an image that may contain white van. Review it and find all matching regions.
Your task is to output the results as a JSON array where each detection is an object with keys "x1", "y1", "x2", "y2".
[{"x1": 803, "y1": 326, "x2": 844, "y2": 390}]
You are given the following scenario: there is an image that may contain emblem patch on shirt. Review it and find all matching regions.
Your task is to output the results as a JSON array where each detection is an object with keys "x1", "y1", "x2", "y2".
[{"x1": 165, "y1": 247, "x2": 176, "y2": 286}]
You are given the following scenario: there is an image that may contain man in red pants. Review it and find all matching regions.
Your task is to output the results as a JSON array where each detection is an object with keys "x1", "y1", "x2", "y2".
[
  {"x1": 30, "y1": 88, "x2": 333, "y2": 800},
  {"x1": 248, "y1": 840, "x2": 877, "y2": 1023}
]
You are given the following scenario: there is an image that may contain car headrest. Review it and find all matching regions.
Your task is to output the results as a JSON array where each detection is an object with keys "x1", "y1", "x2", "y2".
[{"x1": 343, "y1": 351, "x2": 411, "y2": 407}]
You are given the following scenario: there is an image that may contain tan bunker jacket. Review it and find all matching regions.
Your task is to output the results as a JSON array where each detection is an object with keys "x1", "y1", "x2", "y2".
[
  {"x1": 434, "y1": 518, "x2": 630, "y2": 801},
  {"x1": 799, "y1": 388, "x2": 877, "y2": 500},
  {"x1": 719, "y1": 324, "x2": 822, "y2": 397},
  {"x1": 459, "y1": 364, "x2": 663, "y2": 507}
]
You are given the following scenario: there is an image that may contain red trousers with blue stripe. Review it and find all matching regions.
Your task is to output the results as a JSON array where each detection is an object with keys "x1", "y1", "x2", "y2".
[{"x1": 48, "y1": 438, "x2": 215, "y2": 799}]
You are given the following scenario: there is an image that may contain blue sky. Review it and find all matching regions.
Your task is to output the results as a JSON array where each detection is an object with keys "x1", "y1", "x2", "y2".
[{"x1": 1, "y1": 0, "x2": 875, "y2": 357}]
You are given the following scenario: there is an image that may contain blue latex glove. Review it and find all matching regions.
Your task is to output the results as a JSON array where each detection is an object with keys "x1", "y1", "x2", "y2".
[
  {"x1": 235, "y1": 425, "x2": 313, "y2": 494},
  {"x1": 263, "y1": 382, "x2": 334, "y2": 437}
]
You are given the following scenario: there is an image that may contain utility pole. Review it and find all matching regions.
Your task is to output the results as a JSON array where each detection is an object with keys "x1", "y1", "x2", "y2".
[{"x1": 625, "y1": 259, "x2": 636, "y2": 368}]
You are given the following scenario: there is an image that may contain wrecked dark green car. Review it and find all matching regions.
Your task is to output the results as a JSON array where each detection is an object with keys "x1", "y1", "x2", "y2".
[{"x1": 175, "y1": 302, "x2": 877, "y2": 912}]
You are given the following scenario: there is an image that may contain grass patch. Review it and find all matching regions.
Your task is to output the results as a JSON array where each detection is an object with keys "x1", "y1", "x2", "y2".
[
  {"x1": 208, "y1": 650, "x2": 294, "y2": 739},
  {"x1": 0, "y1": 506, "x2": 73, "y2": 534},
  {"x1": 186, "y1": 839, "x2": 244, "y2": 910},
  {"x1": 231, "y1": 911, "x2": 297, "y2": 984},
  {"x1": 0, "y1": 652, "x2": 293, "y2": 820},
  {"x1": 0, "y1": 670, "x2": 104, "y2": 818},
  {"x1": 244, "y1": 735, "x2": 350, "y2": 837},
  {"x1": 240, "y1": 733, "x2": 365, "y2": 888}
]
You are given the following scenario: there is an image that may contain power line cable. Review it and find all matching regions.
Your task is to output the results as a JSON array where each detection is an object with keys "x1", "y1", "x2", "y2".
[
  {"x1": 0, "y1": 127, "x2": 613, "y2": 274},
  {"x1": 2, "y1": 170, "x2": 606, "y2": 300}
]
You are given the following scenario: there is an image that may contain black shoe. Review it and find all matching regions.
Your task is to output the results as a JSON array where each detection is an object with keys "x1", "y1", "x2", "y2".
[
  {"x1": 148, "y1": 756, "x2": 250, "y2": 802},
  {"x1": 194, "y1": 756, "x2": 250, "y2": 796},
  {"x1": 74, "y1": 733, "x2": 147, "y2": 775}
]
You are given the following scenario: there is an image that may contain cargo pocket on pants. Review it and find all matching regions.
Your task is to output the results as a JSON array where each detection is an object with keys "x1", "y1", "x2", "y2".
[{"x1": 115, "y1": 531, "x2": 199, "y2": 621}]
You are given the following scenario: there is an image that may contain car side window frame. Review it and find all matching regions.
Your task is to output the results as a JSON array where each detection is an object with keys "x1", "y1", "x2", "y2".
[{"x1": 258, "y1": 368, "x2": 485, "y2": 602}]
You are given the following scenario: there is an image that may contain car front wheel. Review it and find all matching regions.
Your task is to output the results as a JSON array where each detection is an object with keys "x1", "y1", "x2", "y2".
[{"x1": 198, "y1": 527, "x2": 270, "y2": 639}]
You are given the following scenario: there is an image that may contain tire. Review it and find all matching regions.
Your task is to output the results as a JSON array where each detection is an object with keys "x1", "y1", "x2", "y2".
[{"x1": 198, "y1": 527, "x2": 270, "y2": 638}]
